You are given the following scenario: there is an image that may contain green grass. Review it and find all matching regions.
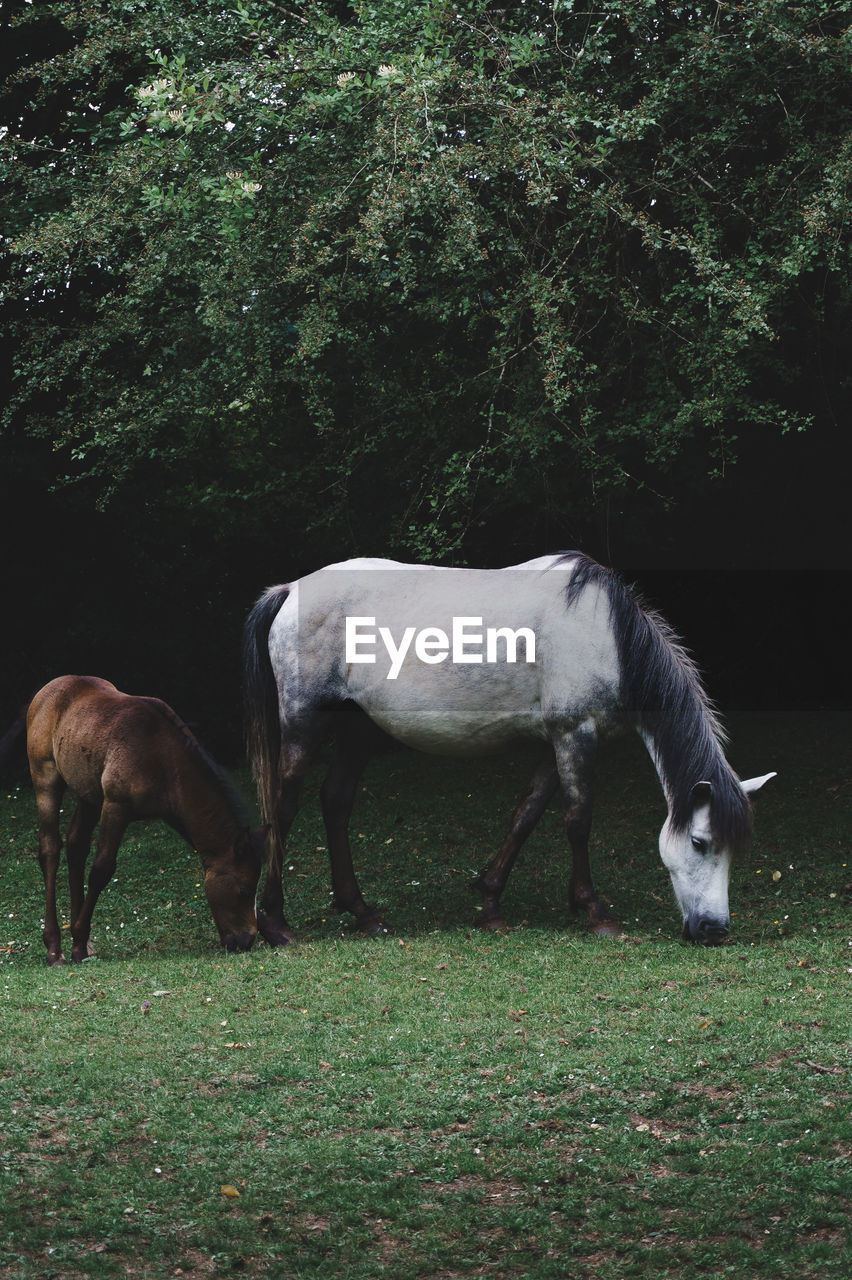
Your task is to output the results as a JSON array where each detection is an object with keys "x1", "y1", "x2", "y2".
[{"x1": 0, "y1": 711, "x2": 849, "y2": 1279}]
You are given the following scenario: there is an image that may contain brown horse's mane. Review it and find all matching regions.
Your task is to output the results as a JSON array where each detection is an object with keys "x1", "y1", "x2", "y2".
[{"x1": 138, "y1": 696, "x2": 249, "y2": 828}]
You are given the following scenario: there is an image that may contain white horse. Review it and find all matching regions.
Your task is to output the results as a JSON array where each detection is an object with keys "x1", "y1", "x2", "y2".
[{"x1": 243, "y1": 552, "x2": 774, "y2": 945}]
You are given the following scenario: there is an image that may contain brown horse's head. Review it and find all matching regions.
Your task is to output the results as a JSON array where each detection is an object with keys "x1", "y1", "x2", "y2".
[{"x1": 202, "y1": 826, "x2": 265, "y2": 951}]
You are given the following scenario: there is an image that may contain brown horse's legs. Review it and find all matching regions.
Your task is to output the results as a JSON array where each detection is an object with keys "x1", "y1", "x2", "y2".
[
  {"x1": 320, "y1": 735, "x2": 386, "y2": 934},
  {"x1": 555, "y1": 723, "x2": 620, "y2": 937},
  {"x1": 475, "y1": 756, "x2": 559, "y2": 930},
  {"x1": 70, "y1": 800, "x2": 129, "y2": 962},
  {"x1": 33, "y1": 772, "x2": 67, "y2": 965},
  {"x1": 65, "y1": 800, "x2": 98, "y2": 938}
]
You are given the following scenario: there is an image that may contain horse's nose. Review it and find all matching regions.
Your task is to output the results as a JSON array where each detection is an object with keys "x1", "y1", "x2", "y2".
[
  {"x1": 224, "y1": 930, "x2": 257, "y2": 952},
  {"x1": 689, "y1": 916, "x2": 729, "y2": 946}
]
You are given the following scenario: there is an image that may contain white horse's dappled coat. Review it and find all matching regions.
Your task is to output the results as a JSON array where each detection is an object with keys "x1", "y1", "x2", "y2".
[
  {"x1": 268, "y1": 555, "x2": 623, "y2": 755},
  {"x1": 245, "y1": 553, "x2": 774, "y2": 944}
]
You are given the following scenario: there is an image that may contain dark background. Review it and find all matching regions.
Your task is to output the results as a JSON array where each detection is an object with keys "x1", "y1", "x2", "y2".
[{"x1": 2, "y1": 411, "x2": 848, "y2": 765}]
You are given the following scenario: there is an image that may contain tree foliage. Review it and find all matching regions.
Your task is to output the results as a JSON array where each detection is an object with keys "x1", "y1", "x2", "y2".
[{"x1": 2, "y1": 0, "x2": 850, "y2": 562}]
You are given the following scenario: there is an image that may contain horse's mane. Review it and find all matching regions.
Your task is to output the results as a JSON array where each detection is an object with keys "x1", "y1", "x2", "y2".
[
  {"x1": 139, "y1": 697, "x2": 250, "y2": 828},
  {"x1": 559, "y1": 552, "x2": 752, "y2": 850}
]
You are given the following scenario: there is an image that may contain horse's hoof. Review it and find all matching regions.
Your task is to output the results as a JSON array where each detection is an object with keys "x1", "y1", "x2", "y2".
[
  {"x1": 257, "y1": 912, "x2": 296, "y2": 947},
  {"x1": 358, "y1": 913, "x2": 389, "y2": 936},
  {"x1": 261, "y1": 927, "x2": 296, "y2": 948},
  {"x1": 47, "y1": 952, "x2": 65, "y2": 966},
  {"x1": 478, "y1": 915, "x2": 510, "y2": 933},
  {"x1": 589, "y1": 919, "x2": 622, "y2": 938}
]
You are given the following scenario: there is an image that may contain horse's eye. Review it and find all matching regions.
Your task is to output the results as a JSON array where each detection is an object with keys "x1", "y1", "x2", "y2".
[{"x1": 691, "y1": 836, "x2": 709, "y2": 854}]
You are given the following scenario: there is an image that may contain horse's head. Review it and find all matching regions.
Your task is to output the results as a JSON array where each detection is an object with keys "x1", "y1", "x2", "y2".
[
  {"x1": 659, "y1": 773, "x2": 776, "y2": 945},
  {"x1": 202, "y1": 826, "x2": 266, "y2": 952}
]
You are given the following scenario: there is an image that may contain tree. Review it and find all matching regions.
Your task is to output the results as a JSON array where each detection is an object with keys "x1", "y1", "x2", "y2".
[{"x1": 2, "y1": 0, "x2": 850, "y2": 565}]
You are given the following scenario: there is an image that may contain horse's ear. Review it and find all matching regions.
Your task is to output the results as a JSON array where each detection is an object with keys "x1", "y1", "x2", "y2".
[
  {"x1": 741, "y1": 772, "x2": 777, "y2": 795},
  {"x1": 690, "y1": 781, "x2": 713, "y2": 808}
]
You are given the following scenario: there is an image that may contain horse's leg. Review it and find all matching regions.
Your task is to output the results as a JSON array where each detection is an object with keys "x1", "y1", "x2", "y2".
[
  {"x1": 320, "y1": 720, "x2": 386, "y2": 934},
  {"x1": 474, "y1": 755, "x2": 559, "y2": 930},
  {"x1": 65, "y1": 800, "x2": 98, "y2": 952},
  {"x1": 256, "y1": 742, "x2": 311, "y2": 947},
  {"x1": 554, "y1": 722, "x2": 620, "y2": 937},
  {"x1": 70, "y1": 800, "x2": 129, "y2": 962},
  {"x1": 33, "y1": 770, "x2": 67, "y2": 965}
]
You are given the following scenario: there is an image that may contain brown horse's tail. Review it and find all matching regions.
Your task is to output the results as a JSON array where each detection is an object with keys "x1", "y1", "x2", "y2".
[
  {"x1": 242, "y1": 585, "x2": 290, "y2": 850},
  {"x1": 0, "y1": 705, "x2": 29, "y2": 777}
]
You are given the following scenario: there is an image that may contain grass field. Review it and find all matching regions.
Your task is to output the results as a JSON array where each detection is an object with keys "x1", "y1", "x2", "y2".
[{"x1": 0, "y1": 711, "x2": 849, "y2": 1278}]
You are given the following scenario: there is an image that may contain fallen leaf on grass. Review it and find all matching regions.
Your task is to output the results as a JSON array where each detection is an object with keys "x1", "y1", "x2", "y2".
[{"x1": 221, "y1": 1185, "x2": 241, "y2": 1198}]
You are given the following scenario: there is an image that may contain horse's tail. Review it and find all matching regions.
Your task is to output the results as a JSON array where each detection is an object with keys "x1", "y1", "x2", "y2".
[
  {"x1": 0, "y1": 704, "x2": 29, "y2": 777},
  {"x1": 242, "y1": 585, "x2": 290, "y2": 838}
]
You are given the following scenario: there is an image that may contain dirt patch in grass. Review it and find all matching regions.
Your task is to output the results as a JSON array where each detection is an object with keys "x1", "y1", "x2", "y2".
[
  {"x1": 756, "y1": 1047, "x2": 802, "y2": 1069},
  {"x1": 628, "y1": 1111, "x2": 688, "y2": 1142},
  {"x1": 0, "y1": 1270, "x2": 94, "y2": 1280},
  {"x1": 170, "y1": 1254, "x2": 220, "y2": 1278},
  {"x1": 423, "y1": 1172, "x2": 528, "y2": 1203},
  {"x1": 295, "y1": 1212, "x2": 332, "y2": 1235},
  {"x1": 798, "y1": 1227, "x2": 846, "y2": 1243},
  {"x1": 675, "y1": 1081, "x2": 740, "y2": 1100}
]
